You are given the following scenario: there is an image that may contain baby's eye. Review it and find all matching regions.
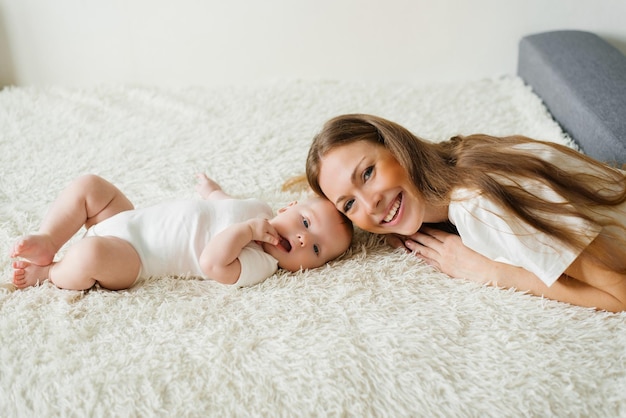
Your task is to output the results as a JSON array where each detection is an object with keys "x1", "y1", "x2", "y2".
[
  {"x1": 363, "y1": 166, "x2": 373, "y2": 181},
  {"x1": 313, "y1": 244, "x2": 320, "y2": 255},
  {"x1": 303, "y1": 218, "x2": 310, "y2": 228},
  {"x1": 343, "y1": 199, "x2": 354, "y2": 213}
]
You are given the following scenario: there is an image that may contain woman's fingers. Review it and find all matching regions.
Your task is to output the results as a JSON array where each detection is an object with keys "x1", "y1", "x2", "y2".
[
  {"x1": 404, "y1": 239, "x2": 441, "y2": 269},
  {"x1": 419, "y1": 226, "x2": 453, "y2": 241},
  {"x1": 404, "y1": 239, "x2": 427, "y2": 258},
  {"x1": 386, "y1": 234, "x2": 408, "y2": 251},
  {"x1": 406, "y1": 231, "x2": 443, "y2": 251},
  {"x1": 386, "y1": 227, "x2": 461, "y2": 273}
]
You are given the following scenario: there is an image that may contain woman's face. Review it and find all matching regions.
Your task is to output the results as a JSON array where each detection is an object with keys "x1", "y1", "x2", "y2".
[{"x1": 317, "y1": 141, "x2": 431, "y2": 236}]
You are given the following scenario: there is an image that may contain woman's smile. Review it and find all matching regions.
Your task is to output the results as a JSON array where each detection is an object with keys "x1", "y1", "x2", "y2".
[{"x1": 382, "y1": 193, "x2": 402, "y2": 224}]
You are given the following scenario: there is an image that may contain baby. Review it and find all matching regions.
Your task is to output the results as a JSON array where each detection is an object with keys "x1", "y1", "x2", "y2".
[{"x1": 10, "y1": 173, "x2": 353, "y2": 290}]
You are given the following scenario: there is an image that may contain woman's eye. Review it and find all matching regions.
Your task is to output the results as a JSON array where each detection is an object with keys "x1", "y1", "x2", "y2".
[
  {"x1": 343, "y1": 199, "x2": 354, "y2": 213},
  {"x1": 363, "y1": 166, "x2": 373, "y2": 181},
  {"x1": 303, "y1": 218, "x2": 309, "y2": 228},
  {"x1": 313, "y1": 244, "x2": 320, "y2": 255}
]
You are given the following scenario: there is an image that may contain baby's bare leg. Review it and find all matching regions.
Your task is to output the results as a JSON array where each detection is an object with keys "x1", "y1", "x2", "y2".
[
  {"x1": 12, "y1": 236, "x2": 141, "y2": 291},
  {"x1": 195, "y1": 173, "x2": 230, "y2": 200},
  {"x1": 10, "y1": 174, "x2": 134, "y2": 265}
]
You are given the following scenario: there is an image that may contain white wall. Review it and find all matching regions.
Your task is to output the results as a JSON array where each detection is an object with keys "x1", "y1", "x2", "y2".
[{"x1": 1, "y1": 0, "x2": 625, "y2": 88}]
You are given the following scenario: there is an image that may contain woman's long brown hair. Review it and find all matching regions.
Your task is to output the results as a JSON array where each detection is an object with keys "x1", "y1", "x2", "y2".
[{"x1": 305, "y1": 114, "x2": 626, "y2": 273}]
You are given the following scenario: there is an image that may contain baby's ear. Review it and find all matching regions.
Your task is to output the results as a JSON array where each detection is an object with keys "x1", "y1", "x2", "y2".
[{"x1": 277, "y1": 201, "x2": 298, "y2": 213}]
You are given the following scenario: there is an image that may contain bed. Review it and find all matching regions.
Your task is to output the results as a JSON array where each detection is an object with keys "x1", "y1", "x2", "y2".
[{"x1": 1, "y1": 30, "x2": 625, "y2": 417}]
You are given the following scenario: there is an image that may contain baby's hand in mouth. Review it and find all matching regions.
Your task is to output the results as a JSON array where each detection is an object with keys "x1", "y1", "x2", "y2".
[{"x1": 277, "y1": 235, "x2": 292, "y2": 252}]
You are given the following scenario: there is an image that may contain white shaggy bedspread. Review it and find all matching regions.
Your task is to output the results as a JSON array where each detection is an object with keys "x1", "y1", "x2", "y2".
[{"x1": 1, "y1": 78, "x2": 625, "y2": 417}]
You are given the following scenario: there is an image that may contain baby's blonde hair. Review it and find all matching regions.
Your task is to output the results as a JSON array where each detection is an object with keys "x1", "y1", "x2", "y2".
[{"x1": 281, "y1": 174, "x2": 309, "y2": 193}]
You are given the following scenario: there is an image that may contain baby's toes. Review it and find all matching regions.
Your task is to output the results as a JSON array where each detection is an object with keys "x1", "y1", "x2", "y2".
[
  {"x1": 12, "y1": 269, "x2": 26, "y2": 287},
  {"x1": 12, "y1": 260, "x2": 27, "y2": 269}
]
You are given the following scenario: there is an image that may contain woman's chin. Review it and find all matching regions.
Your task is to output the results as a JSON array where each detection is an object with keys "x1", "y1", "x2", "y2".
[{"x1": 389, "y1": 222, "x2": 420, "y2": 237}]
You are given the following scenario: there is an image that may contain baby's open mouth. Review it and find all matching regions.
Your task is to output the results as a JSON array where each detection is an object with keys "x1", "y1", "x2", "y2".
[
  {"x1": 382, "y1": 194, "x2": 402, "y2": 223},
  {"x1": 279, "y1": 236, "x2": 292, "y2": 252}
]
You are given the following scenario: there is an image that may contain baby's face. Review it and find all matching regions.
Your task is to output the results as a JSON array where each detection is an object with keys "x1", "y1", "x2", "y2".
[{"x1": 262, "y1": 197, "x2": 352, "y2": 272}]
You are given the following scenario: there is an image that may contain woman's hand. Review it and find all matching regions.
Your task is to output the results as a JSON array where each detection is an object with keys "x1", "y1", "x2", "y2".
[
  {"x1": 391, "y1": 227, "x2": 626, "y2": 311},
  {"x1": 390, "y1": 226, "x2": 494, "y2": 284}
]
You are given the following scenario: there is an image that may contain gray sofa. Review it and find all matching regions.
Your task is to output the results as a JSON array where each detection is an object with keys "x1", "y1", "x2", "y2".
[{"x1": 517, "y1": 30, "x2": 626, "y2": 166}]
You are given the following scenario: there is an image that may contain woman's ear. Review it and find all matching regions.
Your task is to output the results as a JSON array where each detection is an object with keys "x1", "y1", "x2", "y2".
[{"x1": 278, "y1": 201, "x2": 298, "y2": 213}]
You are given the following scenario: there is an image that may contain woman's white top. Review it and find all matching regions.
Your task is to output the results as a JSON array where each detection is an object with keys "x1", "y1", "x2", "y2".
[{"x1": 448, "y1": 142, "x2": 626, "y2": 286}]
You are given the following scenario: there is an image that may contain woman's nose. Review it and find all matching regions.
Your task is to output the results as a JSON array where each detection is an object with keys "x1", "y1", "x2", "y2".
[{"x1": 363, "y1": 193, "x2": 381, "y2": 214}]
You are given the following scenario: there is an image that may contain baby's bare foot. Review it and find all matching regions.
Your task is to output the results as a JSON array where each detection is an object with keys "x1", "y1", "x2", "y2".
[
  {"x1": 10, "y1": 234, "x2": 57, "y2": 266},
  {"x1": 12, "y1": 260, "x2": 51, "y2": 289},
  {"x1": 195, "y1": 173, "x2": 223, "y2": 199}
]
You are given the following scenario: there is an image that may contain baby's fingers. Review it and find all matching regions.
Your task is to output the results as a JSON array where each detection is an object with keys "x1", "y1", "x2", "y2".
[
  {"x1": 250, "y1": 219, "x2": 280, "y2": 245},
  {"x1": 262, "y1": 222, "x2": 280, "y2": 245},
  {"x1": 259, "y1": 232, "x2": 279, "y2": 245}
]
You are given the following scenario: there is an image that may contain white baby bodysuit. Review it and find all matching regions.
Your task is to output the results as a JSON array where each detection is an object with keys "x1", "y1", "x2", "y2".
[{"x1": 86, "y1": 197, "x2": 278, "y2": 286}]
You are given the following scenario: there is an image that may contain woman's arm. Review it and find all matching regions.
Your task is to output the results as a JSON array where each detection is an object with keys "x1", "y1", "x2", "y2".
[
  {"x1": 199, "y1": 218, "x2": 279, "y2": 284},
  {"x1": 398, "y1": 226, "x2": 626, "y2": 312}
]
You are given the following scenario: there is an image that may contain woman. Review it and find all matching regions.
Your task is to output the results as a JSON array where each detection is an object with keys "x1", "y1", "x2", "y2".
[{"x1": 305, "y1": 113, "x2": 626, "y2": 312}]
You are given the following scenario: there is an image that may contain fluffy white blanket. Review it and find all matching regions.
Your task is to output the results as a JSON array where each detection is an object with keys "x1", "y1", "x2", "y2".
[{"x1": 1, "y1": 78, "x2": 625, "y2": 417}]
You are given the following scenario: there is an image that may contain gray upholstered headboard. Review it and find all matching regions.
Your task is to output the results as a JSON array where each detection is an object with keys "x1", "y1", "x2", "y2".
[{"x1": 517, "y1": 30, "x2": 626, "y2": 166}]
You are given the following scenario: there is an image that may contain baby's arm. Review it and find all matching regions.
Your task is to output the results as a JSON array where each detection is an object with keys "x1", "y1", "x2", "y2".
[
  {"x1": 195, "y1": 173, "x2": 231, "y2": 200},
  {"x1": 199, "y1": 217, "x2": 280, "y2": 284}
]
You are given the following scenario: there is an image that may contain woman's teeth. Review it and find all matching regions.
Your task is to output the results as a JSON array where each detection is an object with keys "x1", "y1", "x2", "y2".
[{"x1": 383, "y1": 196, "x2": 401, "y2": 223}]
